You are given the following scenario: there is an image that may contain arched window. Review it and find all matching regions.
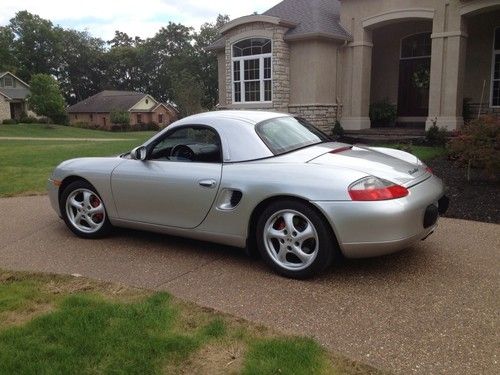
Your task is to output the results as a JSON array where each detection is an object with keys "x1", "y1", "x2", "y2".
[
  {"x1": 401, "y1": 32, "x2": 432, "y2": 59},
  {"x1": 232, "y1": 38, "x2": 272, "y2": 103}
]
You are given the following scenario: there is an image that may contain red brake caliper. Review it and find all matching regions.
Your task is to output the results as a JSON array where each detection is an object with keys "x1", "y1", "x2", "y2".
[
  {"x1": 273, "y1": 217, "x2": 286, "y2": 230},
  {"x1": 90, "y1": 195, "x2": 103, "y2": 223}
]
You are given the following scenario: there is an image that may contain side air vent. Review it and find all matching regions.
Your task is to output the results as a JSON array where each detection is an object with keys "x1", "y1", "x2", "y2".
[{"x1": 217, "y1": 189, "x2": 243, "y2": 210}]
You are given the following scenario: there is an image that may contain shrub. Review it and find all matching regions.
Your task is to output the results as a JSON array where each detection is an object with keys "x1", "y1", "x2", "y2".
[
  {"x1": 110, "y1": 110, "x2": 130, "y2": 125},
  {"x1": 110, "y1": 123, "x2": 131, "y2": 132},
  {"x1": 19, "y1": 114, "x2": 39, "y2": 124},
  {"x1": 425, "y1": 122, "x2": 448, "y2": 146},
  {"x1": 369, "y1": 99, "x2": 397, "y2": 126},
  {"x1": 331, "y1": 120, "x2": 344, "y2": 138},
  {"x1": 133, "y1": 122, "x2": 160, "y2": 131},
  {"x1": 2, "y1": 119, "x2": 18, "y2": 124},
  {"x1": 70, "y1": 121, "x2": 100, "y2": 130},
  {"x1": 447, "y1": 116, "x2": 500, "y2": 180}
]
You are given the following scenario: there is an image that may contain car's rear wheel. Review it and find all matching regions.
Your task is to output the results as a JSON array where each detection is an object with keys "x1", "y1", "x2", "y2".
[
  {"x1": 60, "y1": 180, "x2": 111, "y2": 238},
  {"x1": 256, "y1": 200, "x2": 336, "y2": 279}
]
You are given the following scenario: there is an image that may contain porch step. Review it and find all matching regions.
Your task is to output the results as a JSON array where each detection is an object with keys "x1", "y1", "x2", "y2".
[{"x1": 342, "y1": 128, "x2": 425, "y2": 144}]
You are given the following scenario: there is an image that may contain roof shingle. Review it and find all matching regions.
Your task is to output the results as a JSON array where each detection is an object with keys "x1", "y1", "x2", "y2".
[
  {"x1": 67, "y1": 90, "x2": 146, "y2": 113},
  {"x1": 207, "y1": 0, "x2": 351, "y2": 50}
]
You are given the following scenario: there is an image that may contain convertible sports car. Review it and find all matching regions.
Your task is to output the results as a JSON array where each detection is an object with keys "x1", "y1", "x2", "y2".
[{"x1": 48, "y1": 111, "x2": 449, "y2": 278}]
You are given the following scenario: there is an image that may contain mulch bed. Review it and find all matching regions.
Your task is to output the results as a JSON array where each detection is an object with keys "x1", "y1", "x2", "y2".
[{"x1": 427, "y1": 157, "x2": 500, "y2": 224}]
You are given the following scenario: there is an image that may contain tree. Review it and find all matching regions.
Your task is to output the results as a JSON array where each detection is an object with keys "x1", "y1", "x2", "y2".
[
  {"x1": 193, "y1": 14, "x2": 229, "y2": 109},
  {"x1": 58, "y1": 28, "x2": 107, "y2": 104},
  {"x1": 9, "y1": 11, "x2": 62, "y2": 82},
  {"x1": 27, "y1": 74, "x2": 67, "y2": 124},
  {"x1": 0, "y1": 26, "x2": 16, "y2": 72},
  {"x1": 172, "y1": 70, "x2": 203, "y2": 117}
]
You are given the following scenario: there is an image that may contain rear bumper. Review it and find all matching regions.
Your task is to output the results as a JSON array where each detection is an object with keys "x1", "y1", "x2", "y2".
[{"x1": 312, "y1": 175, "x2": 447, "y2": 258}]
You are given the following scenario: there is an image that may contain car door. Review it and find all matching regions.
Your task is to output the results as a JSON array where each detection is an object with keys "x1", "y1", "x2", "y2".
[{"x1": 111, "y1": 125, "x2": 222, "y2": 229}]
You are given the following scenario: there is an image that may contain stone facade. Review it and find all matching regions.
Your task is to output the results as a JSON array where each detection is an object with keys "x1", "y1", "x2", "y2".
[
  {"x1": 0, "y1": 95, "x2": 10, "y2": 122},
  {"x1": 288, "y1": 104, "x2": 342, "y2": 134},
  {"x1": 222, "y1": 22, "x2": 290, "y2": 113}
]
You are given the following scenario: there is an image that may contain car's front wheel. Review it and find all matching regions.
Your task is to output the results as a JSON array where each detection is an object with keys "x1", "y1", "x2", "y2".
[
  {"x1": 256, "y1": 200, "x2": 337, "y2": 279},
  {"x1": 60, "y1": 180, "x2": 111, "y2": 238}
]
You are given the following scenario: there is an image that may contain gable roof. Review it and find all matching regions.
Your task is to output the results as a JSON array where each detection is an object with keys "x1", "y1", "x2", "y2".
[
  {"x1": 0, "y1": 71, "x2": 31, "y2": 100},
  {"x1": 207, "y1": 0, "x2": 351, "y2": 50},
  {"x1": 264, "y1": 0, "x2": 351, "y2": 41},
  {"x1": 67, "y1": 90, "x2": 147, "y2": 113}
]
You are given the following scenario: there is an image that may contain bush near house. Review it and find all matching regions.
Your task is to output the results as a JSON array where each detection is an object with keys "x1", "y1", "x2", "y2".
[
  {"x1": 110, "y1": 109, "x2": 130, "y2": 126},
  {"x1": 425, "y1": 123, "x2": 448, "y2": 146},
  {"x1": 2, "y1": 119, "x2": 18, "y2": 125},
  {"x1": 447, "y1": 116, "x2": 500, "y2": 180},
  {"x1": 369, "y1": 99, "x2": 397, "y2": 127}
]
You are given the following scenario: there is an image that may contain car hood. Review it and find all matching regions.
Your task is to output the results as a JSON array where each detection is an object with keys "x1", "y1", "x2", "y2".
[{"x1": 307, "y1": 144, "x2": 428, "y2": 186}]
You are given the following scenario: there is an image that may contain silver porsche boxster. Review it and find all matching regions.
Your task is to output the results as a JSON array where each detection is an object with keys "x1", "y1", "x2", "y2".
[{"x1": 48, "y1": 111, "x2": 449, "y2": 278}]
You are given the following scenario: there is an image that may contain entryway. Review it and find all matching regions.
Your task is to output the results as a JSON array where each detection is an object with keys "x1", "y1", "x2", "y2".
[{"x1": 397, "y1": 32, "x2": 431, "y2": 125}]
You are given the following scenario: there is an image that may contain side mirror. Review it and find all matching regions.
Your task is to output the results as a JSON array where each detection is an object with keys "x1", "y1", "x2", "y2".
[{"x1": 131, "y1": 146, "x2": 147, "y2": 161}]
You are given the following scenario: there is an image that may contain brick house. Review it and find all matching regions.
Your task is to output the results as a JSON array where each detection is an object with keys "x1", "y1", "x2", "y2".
[
  {"x1": 0, "y1": 71, "x2": 35, "y2": 122},
  {"x1": 67, "y1": 90, "x2": 178, "y2": 129},
  {"x1": 208, "y1": 0, "x2": 500, "y2": 132}
]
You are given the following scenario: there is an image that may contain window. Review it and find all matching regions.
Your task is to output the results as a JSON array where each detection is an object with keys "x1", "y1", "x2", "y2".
[
  {"x1": 145, "y1": 98, "x2": 149, "y2": 104},
  {"x1": 90, "y1": 113, "x2": 93, "y2": 121},
  {"x1": 4, "y1": 76, "x2": 13, "y2": 87},
  {"x1": 401, "y1": 33, "x2": 432, "y2": 59},
  {"x1": 74, "y1": 114, "x2": 78, "y2": 120},
  {"x1": 137, "y1": 114, "x2": 142, "y2": 123},
  {"x1": 150, "y1": 126, "x2": 222, "y2": 163},
  {"x1": 232, "y1": 38, "x2": 272, "y2": 103},
  {"x1": 491, "y1": 27, "x2": 500, "y2": 107},
  {"x1": 256, "y1": 116, "x2": 330, "y2": 155},
  {"x1": 158, "y1": 114, "x2": 163, "y2": 123}
]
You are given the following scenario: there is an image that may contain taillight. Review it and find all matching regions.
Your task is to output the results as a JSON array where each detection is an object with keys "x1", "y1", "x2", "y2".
[
  {"x1": 348, "y1": 176, "x2": 409, "y2": 201},
  {"x1": 425, "y1": 166, "x2": 433, "y2": 174}
]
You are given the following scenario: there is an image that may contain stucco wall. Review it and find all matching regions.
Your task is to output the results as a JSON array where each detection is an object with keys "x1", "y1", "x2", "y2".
[
  {"x1": 463, "y1": 10, "x2": 500, "y2": 105},
  {"x1": 370, "y1": 21, "x2": 432, "y2": 105},
  {"x1": 289, "y1": 40, "x2": 339, "y2": 105},
  {"x1": 0, "y1": 95, "x2": 11, "y2": 121}
]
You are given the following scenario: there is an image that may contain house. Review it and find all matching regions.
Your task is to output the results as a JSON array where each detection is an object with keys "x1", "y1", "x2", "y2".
[
  {"x1": 67, "y1": 90, "x2": 178, "y2": 129},
  {"x1": 0, "y1": 72, "x2": 33, "y2": 122},
  {"x1": 208, "y1": 0, "x2": 500, "y2": 132}
]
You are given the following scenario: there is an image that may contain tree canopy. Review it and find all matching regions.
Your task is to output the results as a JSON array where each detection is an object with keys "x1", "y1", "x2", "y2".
[
  {"x1": 27, "y1": 73, "x2": 67, "y2": 123},
  {"x1": 1, "y1": 11, "x2": 229, "y2": 116}
]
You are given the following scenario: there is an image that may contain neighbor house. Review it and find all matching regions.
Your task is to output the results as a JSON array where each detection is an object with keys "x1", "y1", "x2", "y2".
[
  {"x1": 67, "y1": 90, "x2": 178, "y2": 129},
  {"x1": 208, "y1": 0, "x2": 500, "y2": 132},
  {"x1": 0, "y1": 71, "x2": 33, "y2": 122}
]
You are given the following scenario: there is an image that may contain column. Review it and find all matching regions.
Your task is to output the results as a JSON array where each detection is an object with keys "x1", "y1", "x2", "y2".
[{"x1": 426, "y1": 3, "x2": 467, "y2": 131}]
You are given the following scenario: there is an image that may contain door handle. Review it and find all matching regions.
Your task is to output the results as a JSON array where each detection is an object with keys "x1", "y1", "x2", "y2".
[{"x1": 198, "y1": 179, "x2": 217, "y2": 188}]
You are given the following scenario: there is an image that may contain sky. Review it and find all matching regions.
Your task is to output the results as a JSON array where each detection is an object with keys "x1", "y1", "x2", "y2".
[{"x1": 1, "y1": 0, "x2": 282, "y2": 40}]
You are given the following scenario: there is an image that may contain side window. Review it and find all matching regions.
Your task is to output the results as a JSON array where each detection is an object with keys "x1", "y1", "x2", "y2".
[{"x1": 150, "y1": 126, "x2": 222, "y2": 163}]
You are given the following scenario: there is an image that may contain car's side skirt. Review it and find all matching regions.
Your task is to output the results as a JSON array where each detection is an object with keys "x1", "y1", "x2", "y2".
[{"x1": 110, "y1": 217, "x2": 247, "y2": 248}]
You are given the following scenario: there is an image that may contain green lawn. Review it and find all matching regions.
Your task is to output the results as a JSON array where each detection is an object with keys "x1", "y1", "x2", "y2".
[
  {"x1": 0, "y1": 270, "x2": 382, "y2": 374},
  {"x1": 0, "y1": 123, "x2": 154, "y2": 139},
  {"x1": 0, "y1": 124, "x2": 155, "y2": 197}
]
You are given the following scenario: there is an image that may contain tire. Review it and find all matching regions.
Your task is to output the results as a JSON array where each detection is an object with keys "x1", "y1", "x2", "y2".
[
  {"x1": 256, "y1": 200, "x2": 337, "y2": 279},
  {"x1": 60, "y1": 180, "x2": 112, "y2": 239}
]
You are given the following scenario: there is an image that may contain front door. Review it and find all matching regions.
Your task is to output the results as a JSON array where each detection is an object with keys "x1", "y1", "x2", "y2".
[
  {"x1": 397, "y1": 32, "x2": 432, "y2": 117},
  {"x1": 111, "y1": 126, "x2": 222, "y2": 229}
]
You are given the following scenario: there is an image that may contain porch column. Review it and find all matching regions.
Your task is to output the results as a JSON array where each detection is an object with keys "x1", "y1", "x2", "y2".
[
  {"x1": 341, "y1": 31, "x2": 373, "y2": 130},
  {"x1": 426, "y1": 3, "x2": 468, "y2": 130}
]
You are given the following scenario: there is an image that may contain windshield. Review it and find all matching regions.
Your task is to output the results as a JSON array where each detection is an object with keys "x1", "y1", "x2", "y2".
[{"x1": 255, "y1": 116, "x2": 330, "y2": 155}]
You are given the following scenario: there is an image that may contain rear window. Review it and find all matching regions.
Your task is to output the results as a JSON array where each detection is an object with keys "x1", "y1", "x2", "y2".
[{"x1": 255, "y1": 116, "x2": 330, "y2": 155}]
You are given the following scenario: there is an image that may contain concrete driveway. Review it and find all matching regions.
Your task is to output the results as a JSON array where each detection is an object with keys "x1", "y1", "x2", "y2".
[{"x1": 0, "y1": 195, "x2": 498, "y2": 374}]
